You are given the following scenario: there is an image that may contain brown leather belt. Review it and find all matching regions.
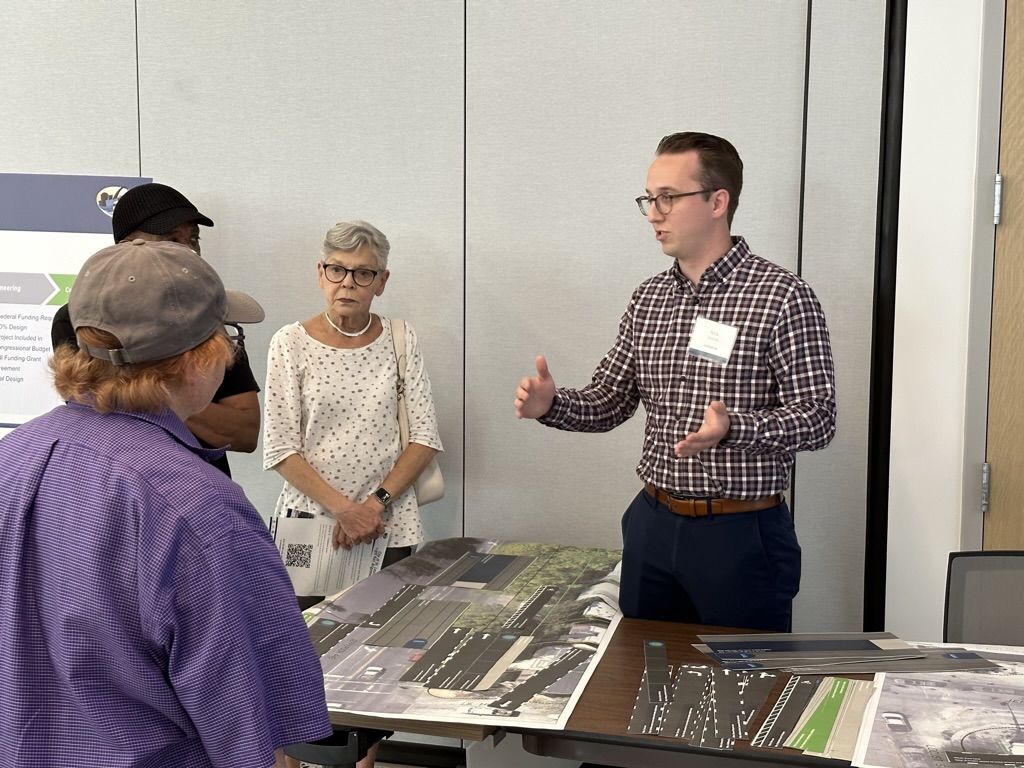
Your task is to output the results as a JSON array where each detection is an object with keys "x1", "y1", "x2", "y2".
[{"x1": 644, "y1": 483, "x2": 783, "y2": 518}]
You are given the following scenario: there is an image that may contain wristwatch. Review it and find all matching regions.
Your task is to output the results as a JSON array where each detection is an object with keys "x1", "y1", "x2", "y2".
[{"x1": 373, "y1": 487, "x2": 392, "y2": 507}]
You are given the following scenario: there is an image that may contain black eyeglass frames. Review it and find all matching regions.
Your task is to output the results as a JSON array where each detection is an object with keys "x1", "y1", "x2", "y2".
[
  {"x1": 635, "y1": 189, "x2": 715, "y2": 216},
  {"x1": 320, "y1": 262, "x2": 381, "y2": 286},
  {"x1": 224, "y1": 323, "x2": 245, "y2": 349}
]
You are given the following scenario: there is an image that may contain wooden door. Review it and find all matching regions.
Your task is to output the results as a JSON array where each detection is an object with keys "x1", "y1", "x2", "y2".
[{"x1": 986, "y1": 1, "x2": 1024, "y2": 548}]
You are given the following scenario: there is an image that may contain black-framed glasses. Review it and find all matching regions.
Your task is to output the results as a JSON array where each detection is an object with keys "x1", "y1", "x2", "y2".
[
  {"x1": 320, "y1": 262, "x2": 380, "y2": 287},
  {"x1": 224, "y1": 323, "x2": 245, "y2": 349},
  {"x1": 635, "y1": 189, "x2": 715, "y2": 216}
]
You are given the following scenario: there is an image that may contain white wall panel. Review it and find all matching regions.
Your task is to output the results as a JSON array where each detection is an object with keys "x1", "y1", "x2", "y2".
[
  {"x1": 0, "y1": 3, "x2": 139, "y2": 174},
  {"x1": 465, "y1": 2, "x2": 808, "y2": 547},
  {"x1": 132, "y1": 1, "x2": 466, "y2": 542},
  {"x1": 798, "y1": 2, "x2": 886, "y2": 631},
  {"x1": 888, "y1": 0, "x2": 997, "y2": 642}
]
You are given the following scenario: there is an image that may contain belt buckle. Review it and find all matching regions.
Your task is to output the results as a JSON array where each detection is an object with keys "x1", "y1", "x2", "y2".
[
  {"x1": 693, "y1": 498, "x2": 722, "y2": 517},
  {"x1": 673, "y1": 495, "x2": 714, "y2": 518}
]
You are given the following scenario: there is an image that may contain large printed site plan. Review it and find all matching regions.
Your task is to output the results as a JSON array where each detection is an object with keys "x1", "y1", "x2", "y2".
[{"x1": 306, "y1": 538, "x2": 623, "y2": 729}]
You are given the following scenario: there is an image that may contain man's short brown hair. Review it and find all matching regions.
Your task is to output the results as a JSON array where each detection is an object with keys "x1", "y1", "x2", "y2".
[{"x1": 656, "y1": 132, "x2": 743, "y2": 226}]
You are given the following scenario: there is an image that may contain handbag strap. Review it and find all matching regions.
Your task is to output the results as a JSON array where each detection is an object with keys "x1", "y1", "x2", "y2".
[
  {"x1": 391, "y1": 317, "x2": 407, "y2": 384},
  {"x1": 390, "y1": 318, "x2": 411, "y2": 448}
]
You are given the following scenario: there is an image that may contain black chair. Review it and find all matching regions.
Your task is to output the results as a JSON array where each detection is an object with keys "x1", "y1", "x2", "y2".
[
  {"x1": 284, "y1": 727, "x2": 389, "y2": 768},
  {"x1": 944, "y1": 550, "x2": 1024, "y2": 644}
]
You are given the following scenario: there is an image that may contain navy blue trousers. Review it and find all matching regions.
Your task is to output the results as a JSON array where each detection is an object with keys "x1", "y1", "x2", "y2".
[{"x1": 618, "y1": 489, "x2": 800, "y2": 631}]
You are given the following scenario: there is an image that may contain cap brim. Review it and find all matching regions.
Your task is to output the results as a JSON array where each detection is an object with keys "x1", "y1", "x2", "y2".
[
  {"x1": 225, "y1": 289, "x2": 265, "y2": 324},
  {"x1": 131, "y1": 207, "x2": 214, "y2": 238}
]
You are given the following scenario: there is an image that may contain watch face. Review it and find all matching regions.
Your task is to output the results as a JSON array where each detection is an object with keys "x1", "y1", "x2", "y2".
[{"x1": 375, "y1": 488, "x2": 391, "y2": 505}]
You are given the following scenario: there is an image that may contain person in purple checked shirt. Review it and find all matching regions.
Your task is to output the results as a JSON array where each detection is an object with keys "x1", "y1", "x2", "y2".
[{"x1": 0, "y1": 239, "x2": 331, "y2": 767}]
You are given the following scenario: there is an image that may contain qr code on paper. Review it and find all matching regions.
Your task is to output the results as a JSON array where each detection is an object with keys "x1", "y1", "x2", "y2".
[{"x1": 285, "y1": 543, "x2": 313, "y2": 569}]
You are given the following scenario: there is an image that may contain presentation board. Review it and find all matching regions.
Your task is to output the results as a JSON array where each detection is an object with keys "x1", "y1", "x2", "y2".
[{"x1": 0, "y1": 173, "x2": 148, "y2": 433}]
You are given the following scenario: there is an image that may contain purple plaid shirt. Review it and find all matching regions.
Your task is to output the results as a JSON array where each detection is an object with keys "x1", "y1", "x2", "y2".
[
  {"x1": 0, "y1": 401, "x2": 331, "y2": 767},
  {"x1": 541, "y1": 237, "x2": 836, "y2": 499}
]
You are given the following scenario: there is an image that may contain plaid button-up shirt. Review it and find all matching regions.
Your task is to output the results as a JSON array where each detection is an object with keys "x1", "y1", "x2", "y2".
[{"x1": 541, "y1": 236, "x2": 836, "y2": 499}]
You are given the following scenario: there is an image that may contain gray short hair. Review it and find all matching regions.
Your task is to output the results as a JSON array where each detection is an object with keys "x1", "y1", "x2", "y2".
[{"x1": 322, "y1": 220, "x2": 391, "y2": 270}]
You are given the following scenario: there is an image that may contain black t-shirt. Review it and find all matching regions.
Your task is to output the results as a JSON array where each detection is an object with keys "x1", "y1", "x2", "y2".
[{"x1": 50, "y1": 304, "x2": 260, "y2": 476}]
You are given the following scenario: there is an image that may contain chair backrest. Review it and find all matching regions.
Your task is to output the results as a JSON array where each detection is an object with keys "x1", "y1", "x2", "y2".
[{"x1": 944, "y1": 550, "x2": 1024, "y2": 644}]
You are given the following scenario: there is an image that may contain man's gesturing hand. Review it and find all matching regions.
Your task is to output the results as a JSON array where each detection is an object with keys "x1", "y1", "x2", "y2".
[
  {"x1": 674, "y1": 400, "x2": 730, "y2": 457},
  {"x1": 515, "y1": 355, "x2": 556, "y2": 420}
]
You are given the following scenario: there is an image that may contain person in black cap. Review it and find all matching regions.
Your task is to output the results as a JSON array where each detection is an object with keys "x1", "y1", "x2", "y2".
[
  {"x1": 109, "y1": 181, "x2": 215, "y2": 249},
  {"x1": 50, "y1": 183, "x2": 262, "y2": 477}
]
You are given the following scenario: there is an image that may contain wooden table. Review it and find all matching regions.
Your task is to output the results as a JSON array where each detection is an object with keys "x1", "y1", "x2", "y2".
[
  {"x1": 516, "y1": 618, "x2": 849, "y2": 767},
  {"x1": 325, "y1": 616, "x2": 848, "y2": 766}
]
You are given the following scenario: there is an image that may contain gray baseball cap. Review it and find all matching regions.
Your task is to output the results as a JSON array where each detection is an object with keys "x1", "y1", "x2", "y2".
[{"x1": 69, "y1": 239, "x2": 263, "y2": 365}]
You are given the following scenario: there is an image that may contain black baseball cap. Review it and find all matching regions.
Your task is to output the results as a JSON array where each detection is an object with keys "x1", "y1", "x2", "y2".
[{"x1": 111, "y1": 183, "x2": 214, "y2": 244}]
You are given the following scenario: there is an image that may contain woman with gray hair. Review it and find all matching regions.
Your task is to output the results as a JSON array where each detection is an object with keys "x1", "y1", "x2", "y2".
[{"x1": 262, "y1": 220, "x2": 442, "y2": 604}]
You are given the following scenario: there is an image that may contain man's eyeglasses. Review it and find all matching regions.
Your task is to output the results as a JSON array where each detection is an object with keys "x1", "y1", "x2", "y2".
[
  {"x1": 320, "y1": 262, "x2": 380, "y2": 287},
  {"x1": 635, "y1": 190, "x2": 715, "y2": 216}
]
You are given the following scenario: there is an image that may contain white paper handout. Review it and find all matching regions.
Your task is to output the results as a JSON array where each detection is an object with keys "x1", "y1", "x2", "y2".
[{"x1": 269, "y1": 515, "x2": 389, "y2": 596}]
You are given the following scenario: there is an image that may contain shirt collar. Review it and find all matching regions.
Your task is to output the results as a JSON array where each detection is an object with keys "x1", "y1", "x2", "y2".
[
  {"x1": 65, "y1": 400, "x2": 228, "y2": 462},
  {"x1": 671, "y1": 235, "x2": 750, "y2": 289}
]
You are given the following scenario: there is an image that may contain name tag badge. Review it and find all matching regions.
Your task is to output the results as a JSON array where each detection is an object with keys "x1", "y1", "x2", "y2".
[{"x1": 687, "y1": 316, "x2": 738, "y2": 366}]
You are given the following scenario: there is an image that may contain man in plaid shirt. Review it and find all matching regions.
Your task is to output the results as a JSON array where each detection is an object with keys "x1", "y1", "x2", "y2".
[{"x1": 515, "y1": 132, "x2": 836, "y2": 631}]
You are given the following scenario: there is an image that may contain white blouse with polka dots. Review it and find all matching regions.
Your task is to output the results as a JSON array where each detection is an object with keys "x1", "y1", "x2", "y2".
[{"x1": 262, "y1": 317, "x2": 443, "y2": 548}]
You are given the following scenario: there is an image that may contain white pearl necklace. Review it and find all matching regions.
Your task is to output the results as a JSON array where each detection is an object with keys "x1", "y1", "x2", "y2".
[{"x1": 325, "y1": 311, "x2": 372, "y2": 337}]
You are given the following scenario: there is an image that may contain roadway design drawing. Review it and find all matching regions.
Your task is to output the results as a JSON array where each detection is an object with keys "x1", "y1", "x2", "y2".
[{"x1": 307, "y1": 537, "x2": 622, "y2": 729}]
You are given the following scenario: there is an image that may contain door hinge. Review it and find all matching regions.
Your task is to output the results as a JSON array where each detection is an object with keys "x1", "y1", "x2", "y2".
[
  {"x1": 982, "y1": 462, "x2": 991, "y2": 513},
  {"x1": 995, "y1": 174, "x2": 1003, "y2": 225}
]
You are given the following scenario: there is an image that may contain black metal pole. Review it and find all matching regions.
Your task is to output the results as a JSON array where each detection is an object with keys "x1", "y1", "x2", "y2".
[{"x1": 864, "y1": 0, "x2": 908, "y2": 631}]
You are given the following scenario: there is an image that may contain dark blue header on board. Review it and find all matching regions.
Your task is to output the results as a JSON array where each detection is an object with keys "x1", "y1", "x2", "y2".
[{"x1": 0, "y1": 174, "x2": 152, "y2": 235}]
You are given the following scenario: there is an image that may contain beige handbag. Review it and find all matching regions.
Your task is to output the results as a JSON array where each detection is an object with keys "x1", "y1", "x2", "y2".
[{"x1": 391, "y1": 319, "x2": 444, "y2": 505}]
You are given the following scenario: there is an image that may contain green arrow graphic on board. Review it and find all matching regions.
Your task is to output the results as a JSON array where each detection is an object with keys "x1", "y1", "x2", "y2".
[{"x1": 46, "y1": 274, "x2": 76, "y2": 306}]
